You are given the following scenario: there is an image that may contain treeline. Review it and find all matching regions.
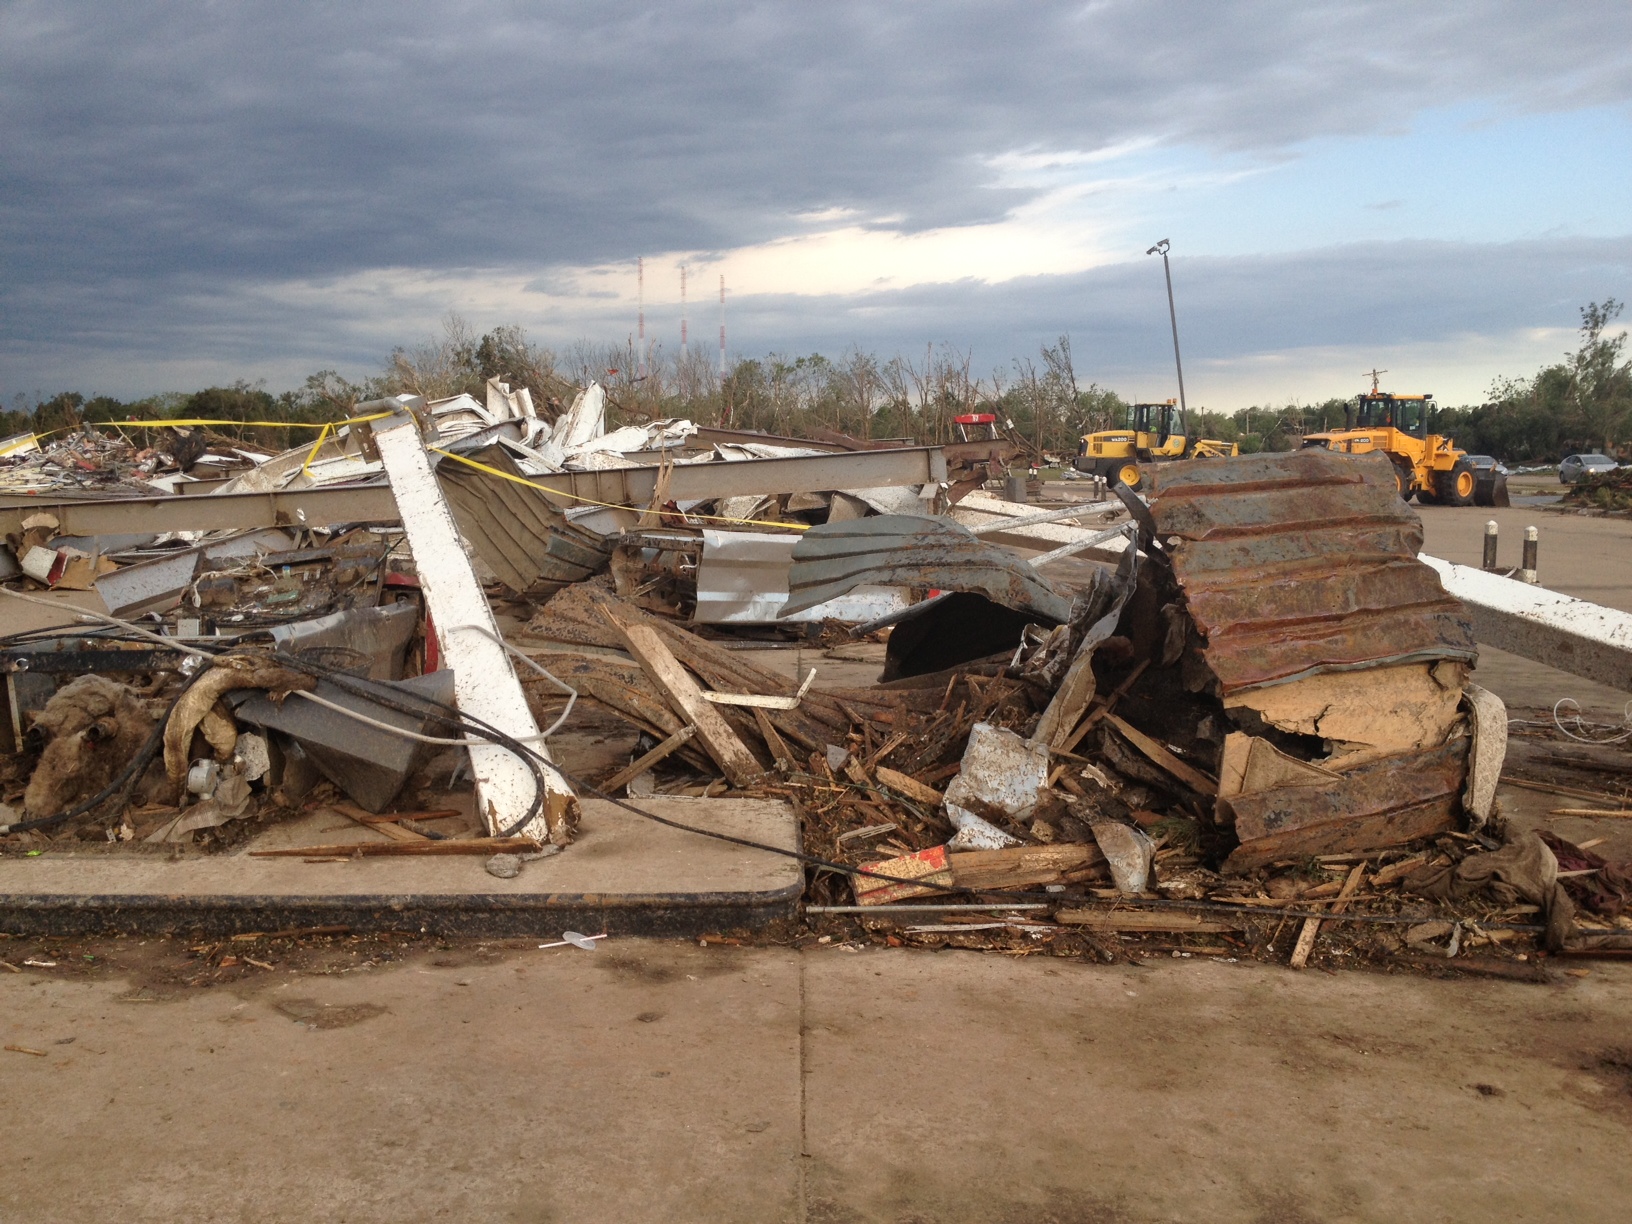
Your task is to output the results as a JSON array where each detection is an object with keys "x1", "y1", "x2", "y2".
[{"x1": 5, "y1": 302, "x2": 1628, "y2": 463}]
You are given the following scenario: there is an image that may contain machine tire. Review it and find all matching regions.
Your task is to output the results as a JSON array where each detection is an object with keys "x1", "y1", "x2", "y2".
[
  {"x1": 1116, "y1": 461, "x2": 1143, "y2": 492},
  {"x1": 1388, "y1": 462, "x2": 1410, "y2": 500},
  {"x1": 1437, "y1": 458, "x2": 1477, "y2": 506}
]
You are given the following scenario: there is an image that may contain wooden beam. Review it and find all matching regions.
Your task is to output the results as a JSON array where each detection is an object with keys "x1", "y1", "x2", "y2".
[
  {"x1": 1053, "y1": 909, "x2": 1242, "y2": 933},
  {"x1": 251, "y1": 836, "x2": 542, "y2": 857},
  {"x1": 874, "y1": 766, "x2": 945, "y2": 808},
  {"x1": 602, "y1": 725, "x2": 696, "y2": 793},
  {"x1": 1105, "y1": 713, "x2": 1218, "y2": 796},
  {"x1": 752, "y1": 707, "x2": 793, "y2": 769},
  {"x1": 1289, "y1": 860, "x2": 1365, "y2": 969},
  {"x1": 598, "y1": 605, "x2": 762, "y2": 788}
]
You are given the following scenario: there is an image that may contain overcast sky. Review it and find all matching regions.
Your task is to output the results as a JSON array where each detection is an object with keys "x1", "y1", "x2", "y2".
[{"x1": 3, "y1": 1, "x2": 1631, "y2": 408}]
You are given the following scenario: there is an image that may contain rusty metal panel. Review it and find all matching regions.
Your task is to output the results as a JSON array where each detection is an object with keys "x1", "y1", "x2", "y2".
[
  {"x1": 436, "y1": 444, "x2": 612, "y2": 595},
  {"x1": 1221, "y1": 738, "x2": 1468, "y2": 871},
  {"x1": 1145, "y1": 449, "x2": 1474, "y2": 694},
  {"x1": 783, "y1": 514, "x2": 1073, "y2": 622}
]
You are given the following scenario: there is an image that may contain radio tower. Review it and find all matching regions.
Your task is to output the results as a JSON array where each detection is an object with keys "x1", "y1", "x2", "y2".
[
  {"x1": 718, "y1": 275, "x2": 726, "y2": 377},
  {"x1": 637, "y1": 257, "x2": 647, "y2": 379},
  {"x1": 679, "y1": 264, "x2": 689, "y2": 398}
]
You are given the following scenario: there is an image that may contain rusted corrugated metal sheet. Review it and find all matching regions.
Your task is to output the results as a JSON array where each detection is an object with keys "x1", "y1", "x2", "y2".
[
  {"x1": 1145, "y1": 449, "x2": 1475, "y2": 694},
  {"x1": 436, "y1": 444, "x2": 612, "y2": 596},
  {"x1": 782, "y1": 514, "x2": 1073, "y2": 623}
]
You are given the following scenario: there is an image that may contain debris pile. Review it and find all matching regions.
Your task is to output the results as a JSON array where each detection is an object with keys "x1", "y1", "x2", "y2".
[
  {"x1": 0, "y1": 424, "x2": 275, "y2": 498},
  {"x1": 4, "y1": 389, "x2": 1630, "y2": 968},
  {"x1": 1562, "y1": 465, "x2": 1632, "y2": 513}
]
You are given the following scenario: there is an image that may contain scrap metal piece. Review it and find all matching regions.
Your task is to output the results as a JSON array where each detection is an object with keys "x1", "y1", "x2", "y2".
[
  {"x1": 1144, "y1": 449, "x2": 1476, "y2": 695},
  {"x1": 374, "y1": 406, "x2": 572, "y2": 844},
  {"x1": 436, "y1": 444, "x2": 614, "y2": 595},
  {"x1": 266, "y1": 602, "x2": 421, "y2": 682},
  {"x1": 694, "y1": 529, "x2": 909, "y2": 624},
  {"x1": 941, "y1": 723, "x2": 1047, "y2": 850},
  {"x1": 782, "y1": 515, "x2": 1073, "y2": 622},
  {"x1": 231, "y1": 666, "x2": 456, "y2": 813},
  {"x1": 1219, "y1": 738, "x2": 1468, "y2": 872}
]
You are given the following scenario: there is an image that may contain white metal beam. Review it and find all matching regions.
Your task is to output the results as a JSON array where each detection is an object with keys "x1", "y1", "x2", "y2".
[
  {"x1": 374, "y1": 408, "x2": 573, "y2": 844},
  {"x1": 1422, "y1": 555, "x2": 1632, "y2": 693}
]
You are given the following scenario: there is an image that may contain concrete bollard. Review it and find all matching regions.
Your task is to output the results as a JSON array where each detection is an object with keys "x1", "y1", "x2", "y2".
[
  {"x1": 1482, "y1": 520, "x2": 1499, "y2": 571},
  {"x1": 1521, "y1": 525, "x2": 1538, "y2": 584}
]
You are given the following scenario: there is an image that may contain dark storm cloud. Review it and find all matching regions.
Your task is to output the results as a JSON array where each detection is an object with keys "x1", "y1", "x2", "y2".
[
  {"x1": 2, "y1": 1, "x2": 1630, "y2": 394},
  {"x1": 7, "y1": 236, "x2": 1627, "y2": 403},
  {"x1": 4, "y1": 1, "x2": 1631, "y2": 284}
]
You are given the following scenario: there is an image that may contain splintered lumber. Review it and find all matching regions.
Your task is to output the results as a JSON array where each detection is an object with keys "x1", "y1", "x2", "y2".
[
  {"x1": 1105, "y1": 714, "x2": 1218, "y2": 796},
  {"x1": 251, "y1": 837, "x2": 542, "y2": 857},
  {"x1": 1549, "y1": 808, "x2": 1632, "y2": 818},
  {"x1": 599, "y1": 605, "x2": 762, "y2": 788},
  {"x1": 949, "y1": 843, "x2": 1106, "y2": 891},
  {"x1": 1053, "y1": 909, "x2": 1242, "y2": 933},
  {"x1": 602, "y1": 725, "x2": 697, "y2": 793},
  {"x1": 1289, "y1": 860, "x2": 1365, "y2": 969},
  {"x1": 1061, "y1": 659, "x2": 1150, "y2": 754},
  {"x1": 331, "y1": 802, "x2": 429, "y2": 842},
  {"x1": 853, "y1": 846, "x2": 954, "y2": 904},
  {"x1": 875, "y1": 766, "x2": 944, "y2": 807},
  {"x1": 752, "y1": 706, "x2": 793, "y2": 767}
]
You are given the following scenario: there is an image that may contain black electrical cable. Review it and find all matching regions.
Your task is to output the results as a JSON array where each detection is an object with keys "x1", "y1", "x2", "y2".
[
  {"x1": 4, "y1": 638, "x2": 1536, "y2": 926},
  {"x1": 261, "y1": 651, "x2": 552, "y2": 840}
]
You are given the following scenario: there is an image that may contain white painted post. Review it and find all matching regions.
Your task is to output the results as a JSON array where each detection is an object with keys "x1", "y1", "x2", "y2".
[{"x1": 373, "y1": 405, "x2": 574, "y2": 844}]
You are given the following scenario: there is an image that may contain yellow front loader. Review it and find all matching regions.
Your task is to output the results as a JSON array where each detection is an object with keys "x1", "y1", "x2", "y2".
[
  {"x1": 1301, "y1": 389, "x2": 1504, "y2": 506},
  {"x1": 1073, "y1": 400, "x2": 1238, "y2": 491}
]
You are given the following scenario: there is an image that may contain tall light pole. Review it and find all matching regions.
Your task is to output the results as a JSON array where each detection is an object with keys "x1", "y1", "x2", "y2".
[{"x1": 1145, "y1": 238, "x2": 1187, "y2": 420}]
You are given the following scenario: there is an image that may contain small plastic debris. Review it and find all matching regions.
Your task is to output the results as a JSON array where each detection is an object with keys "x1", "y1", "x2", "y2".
[{"x1": 537, "y1": 931, "x2": 608, "y2": 950}]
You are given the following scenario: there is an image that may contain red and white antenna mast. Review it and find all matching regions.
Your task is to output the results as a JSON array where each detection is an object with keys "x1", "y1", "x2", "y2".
[
  {"x1": 718, "y1": 275, "x2": 726, "y2": 377},
  {"x1": 637, "y1": 257, "x2": 647, "y2": 379}
]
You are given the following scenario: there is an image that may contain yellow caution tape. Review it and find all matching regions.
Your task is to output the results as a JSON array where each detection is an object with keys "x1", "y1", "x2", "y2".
[
  {"x1": 429, "y1": 446, "x2": 810, "y2": 533},
  {"x1": 15, "y1": 413, "x2": 393, "y2": 447}
]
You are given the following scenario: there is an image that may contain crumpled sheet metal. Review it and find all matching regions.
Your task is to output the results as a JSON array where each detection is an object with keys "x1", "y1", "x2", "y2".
[
  {"x1": 941, "y1": 722, "x2": 1045, "y2": 850},
  {"x1": 782, "y1": 515, "x2": 1073, "y2": 623},
  {"x1": 1144, "y1": 449, "x2": 1475, "y2": 694},
  {"x1": 436, "y1": 444, "x2": 613, "y2": 595}
]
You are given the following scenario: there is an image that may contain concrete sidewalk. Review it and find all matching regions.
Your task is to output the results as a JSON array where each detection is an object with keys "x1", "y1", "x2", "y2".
[{"x1": 4, "y1": 938, "x2": 1628, "y2": 1223}]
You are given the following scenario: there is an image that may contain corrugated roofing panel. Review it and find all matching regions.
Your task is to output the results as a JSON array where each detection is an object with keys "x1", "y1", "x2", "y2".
[{"x1": 1145, "y1": 449, "x2": 1475, "y2": 694}]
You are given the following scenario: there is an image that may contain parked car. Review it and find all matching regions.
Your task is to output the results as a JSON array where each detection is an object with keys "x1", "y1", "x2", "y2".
[
  {"x1": 1559, "y1": 453, "x2": 1620, "y2": 484},
  {"x1": 1463, "y1": 454, "x2": 1508, "y2": 477}
]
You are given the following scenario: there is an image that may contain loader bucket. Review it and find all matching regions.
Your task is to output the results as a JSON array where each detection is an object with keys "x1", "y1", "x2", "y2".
[{"x1": 1474, "y1": 470, "x2": 1509, "y2": 508}]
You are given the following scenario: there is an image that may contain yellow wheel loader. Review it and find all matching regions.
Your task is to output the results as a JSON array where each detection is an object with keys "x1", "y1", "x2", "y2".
[
  {"x1": 1300, "y1": 388, "x2": 1507, "y2": 507},
  {"x1": 1073, "y1": 400, "x2": 1238, "y2": 491}
]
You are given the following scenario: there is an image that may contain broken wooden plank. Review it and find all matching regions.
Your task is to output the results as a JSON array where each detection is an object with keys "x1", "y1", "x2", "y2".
[
  {"x1": 1289, "y1": 860, "x2": 1365, "y2": 969},
  {"x1": 599, "y1": 604, "x2": 762, "y2": 788},
  {"x1": 700, "y1": 669, "x2": 817, "y2": 710},
  {"x1": 602, "y1": 725, "x2": 697, "y2": 793},
  {"x1": 1548, "y1": 808, "x2": 1632, "y2": 818},
  {"x1": 1053, "y1": 909, "x2": 1242, "y2": 933},
  {"x1": 330, "y1": 802, "x2": 430, "y2": 842},
  {"x1": 949, "y1": 843, "x2": 1106, "y2": 890},
  {"x1": 1061, "y1": 659, "x2": 1149, "y2": 754},
  {"x1": 853, "y1": 845, "x2": 953, "y2": 904},
  {"x1": 752, "y1": 706, "x2": 793, "y2": 769},
  {"x1": 1105, "y1": 714, "x2": 1218, "y2": 796},
  {"x1": 875, "y1": 765, "x2": 944, "y2": 807},
  {"x1": 250, "y1": 837, "x2": 542, "y2": 857}
]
